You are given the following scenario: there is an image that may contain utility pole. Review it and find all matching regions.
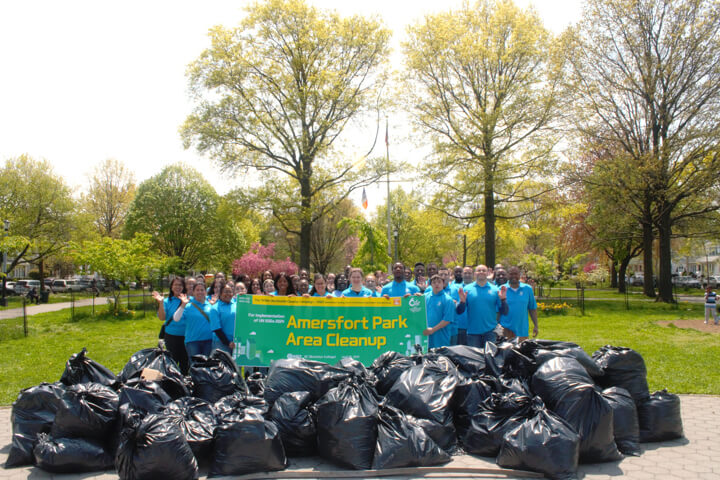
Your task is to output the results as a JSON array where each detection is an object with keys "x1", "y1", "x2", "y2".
[{"x1": 385, "y1": 116, "x2": 392, "y2": 269}]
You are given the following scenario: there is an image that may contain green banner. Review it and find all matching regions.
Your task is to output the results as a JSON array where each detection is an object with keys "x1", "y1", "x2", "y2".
[{"x1": 232, "y1": 294, "x2": 428, "y2": 367}]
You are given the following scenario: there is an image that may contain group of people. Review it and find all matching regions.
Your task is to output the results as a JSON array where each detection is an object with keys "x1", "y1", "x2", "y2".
[{"x1": 152, "y1": 261, "x2": 539, "y2": 375}]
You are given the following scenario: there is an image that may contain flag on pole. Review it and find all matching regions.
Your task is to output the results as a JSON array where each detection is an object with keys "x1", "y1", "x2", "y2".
[{"x1": 362, "y1": 188, "x2": 368, "y2": 209}]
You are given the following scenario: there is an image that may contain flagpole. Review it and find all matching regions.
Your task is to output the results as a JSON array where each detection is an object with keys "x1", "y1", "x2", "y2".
[{"x1": 385, "y1": 116, "x2": 392, "y2": 269}]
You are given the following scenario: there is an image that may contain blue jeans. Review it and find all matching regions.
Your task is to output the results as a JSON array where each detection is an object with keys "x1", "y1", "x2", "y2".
[
  {"x1": 185, "y1": 340, "x2": 212, "y2": 365},
  {"x1": 467, "y1": 331, "x2": 497, "y2": 349},
  {"x1": 212, "y1": 339, "x2": 233, "y2": 355}
]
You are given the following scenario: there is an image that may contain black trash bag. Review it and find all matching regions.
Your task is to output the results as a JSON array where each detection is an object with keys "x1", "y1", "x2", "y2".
[
  {"x1": 51, "y1": 383, "x2": 119, "y2": 441},
  {"x1": 268, "y1": 391, "x2": 317, "y2": 457},
  {"x1": 336, "y1": 357, "x2": 371, "y2": 379},
  {"x1": 164, "y1": 397, "x2": 217, "y2": 457},
  {"x1": 315, "y1": 378, "x2": 380, "y2": 470},
  {"x1": 407, "y1": 415, "x2": 457, "y2": 452},
  {"x1": 214, "y1": 393, "x2": 269, "y2": 419},
  {"x1": 386, "y1": 355, "x2": 458, "y2": 426},
  {"x1": 499, "y1": 376, "x2": 533, "y2": 397},
  {"x1": 484, "y1": 342, "x2": 536, "y2": 379},
  {"x1": 33, "y1": 433, "x2": 114, "y2": 473},
  {"x1": 497, "y1": 397, "x2": 581, "y2": 480},
  {"x1": 190, "y1": 349, "x2": 247, "y2": 403},
  {"x1": 458, "y1": 392, "x2": 533, "y2": 457},
  {"x1": 370, "y1": 351, "x2": 416, "y2": 395},
  {"x1": 601, "y1": 387, "x2": 641, "y2": 456},
  {"x1": 592, "y1": 345, "x2": 650, "y2": 404},
  {"x1": 451, "y1": 375, "x2": 501, "y2": 421},
  {"x1": 118, "y1": 347, "x2": 190, "y2": 399},
  {"x1": 60, "y1": 347, "x2": 116, "y2": 388},
  {"x1": 531, "y1": 357, "x2": 622, "y2": 463},
  {"x1": 6, "y1": 382, "x2": 65, "y2": 468},
  {"x1": 246, "y1": 371, "x2": 266, "y2": 397},
  {"x1": 432, "y1": 345, "x2": 486, "y2": 375},
  {"x1": 210, "y1": 407, "x2": 287, "y2": 477},
  {"x1": 265, "y1": 358, "x2": 351, "y2": 404},
  {"x1": 529, "y1": 341, "x2": 604, "y2": 379},
  {"x1": 116, "y1": 413, "x2": 198, "y2": 480},
  {"x1": 118, "y1": 380, "x2": 172, "y2": 414},
  {"x1": 637, "y1": 389, "x2": 684, "y2": 442},
  {"x1": 372, "y1": 405, "x2": 451, "y2": 469}
]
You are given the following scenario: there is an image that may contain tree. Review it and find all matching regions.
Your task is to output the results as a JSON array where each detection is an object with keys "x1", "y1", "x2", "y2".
[
  {"x1": 208, "y1": 192, "x2": 263, "y2": 273},
  {"x1": 308, "y1": 199, "x2": 359, "y2": 274},
  {"x1": 403, "y1": 0, "x2": 564, "y2": 267},
  {"x1": 71, "y1": 233, "x2": 165, "y2": 314},
  {"x1": 181, "y1": 0, "x2": 391, "y2": 270},
  {"x1": 83, "y1": 158, "x2": 136, "y2": 238},
  {"x1": 567, "y1": 0, "x2": 720, "y2": 302},
  {"x1": 123, "y1": 164, "x2": 219, "y2": 271},
  {"x1": 0, "y1": 155, "x2": 75, "y2": 283},
  {"x1": 231, "y1": 242, "x2": 297, "y2": 279},
  {"x1": 342, "y1": 218, "x2": 391, "y2": 274}
]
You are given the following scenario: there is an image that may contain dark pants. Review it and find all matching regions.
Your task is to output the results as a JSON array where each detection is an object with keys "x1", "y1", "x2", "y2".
[
  {"x1": 164, "y1": 333, "x2": 189, "y2": 375},
  {"x1": 456, "y1": 328, "x2": 468, "y2": 346},
  {"x1": 185, "y1": 340, "x2": 212, "y2": 366},
  {"x1": 467, "y1": 330, "x2": 497, "y2": 349}
]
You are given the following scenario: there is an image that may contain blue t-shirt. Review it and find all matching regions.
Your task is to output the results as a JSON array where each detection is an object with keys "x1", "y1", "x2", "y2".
[
  {"x1": 381, "y1": 280, "x2": 420, "y2": 297},
  {"x1": 182, "y1": 299, "x2": 213, "y2": 343},
  {"x1": 464, "y1": 282, "x2": 502, "y2": 335},
  {"x1": 448, "y1": 283, "x2": 468, "y2": 331},
  {"x1": 163, "y1": 297, "x2": 185, "y2": 336},
  {"x1": 499, "y1": 283, "x2": 537, "y2": 337},
  {"x1": 312, "y1": 291, "x2": 331, "y2": 297},
  {"x1": 332, "y1": 289, "x2": 344, "y2": 297},
  {"x1": 425, "y1": 290, "x2": 455, "y2": 349},
  {"x1": 342, "y1": 286, "x2": 373, "y2": 297},
  {"x1": 210, "y1": 300, "x2": 236, "y2": 343}
]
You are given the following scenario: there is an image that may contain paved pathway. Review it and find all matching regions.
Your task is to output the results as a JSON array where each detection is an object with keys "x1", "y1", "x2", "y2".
[
  {"x1": 1, "y1": 395, "x2": 718, "y2": 479},
  {"x1": 0, "y1": 296, "x2": 145, "y2": 320}
]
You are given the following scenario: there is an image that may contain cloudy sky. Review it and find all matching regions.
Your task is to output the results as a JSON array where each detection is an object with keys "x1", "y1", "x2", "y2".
[{"x1": 0, "y1": 0, "x2": 582, "y2": 208}]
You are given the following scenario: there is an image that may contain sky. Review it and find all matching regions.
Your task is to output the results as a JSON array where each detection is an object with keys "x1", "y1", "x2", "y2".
[{"x1": 0, "y1": 0, "x2": 582, "y2": 209}]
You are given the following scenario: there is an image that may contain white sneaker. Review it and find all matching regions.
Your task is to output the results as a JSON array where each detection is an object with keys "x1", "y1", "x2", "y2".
[{"x1": 704, "y1": 320, "x2": 708, "y2": 324}]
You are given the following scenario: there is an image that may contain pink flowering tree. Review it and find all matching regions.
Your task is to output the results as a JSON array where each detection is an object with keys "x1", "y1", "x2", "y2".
[{"x1": 232, "y1": 242, "x2": 298, "y2": 279}]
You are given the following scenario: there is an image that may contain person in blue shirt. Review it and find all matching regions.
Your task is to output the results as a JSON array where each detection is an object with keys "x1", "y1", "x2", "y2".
[
  {"x1": 173, "y1": 282, "x2": 214, "y2": 365},
  {"x1": 452, "y1": 266, "x2": 463, "y2": 287},
  {"x1": 438, "y1": 266, "x2": 464, "y2": 345},
  {"x1": 364, "y1": 274, "x2": 381, "y2": 297},
  {"x1": 333, "y1": 273, "x2": 349, "y2": 297},
  {"x1": 423, "y1": 275, "x2": 457, "y2": 348},
  {"x1": 494, "y1": 267, "x2": 508, "y2": 287},
  {"x1": 464, "y1": 265, "x2": 508, "y2": 348},
  {"x1": 152, "y1": 277, "x2": 189, "y2": 374},
  {"x1": 210, "y1": 284, "x2": 236, "y2": 354},
  {"x1": 411, "y1": 262, "x2": 424, "y2": 286},
  {"x1": 343, "y1": 268, "x2": 374, "y2": 297},
  {"x1": 499, "y1": 266, "x2": 538, "y2": 342},
  {"x1": 382, "y1": 262, "x2": 421, "y2": 297},
  {"x1": 310, "y1": 274, "x2": 332, "y2": 297},
  {"x1": 296, "y1": 278, "x2": 310, "y2": 296},
  {"x1": 427, "y1": 262, "x2": 439, "y2": 280}
]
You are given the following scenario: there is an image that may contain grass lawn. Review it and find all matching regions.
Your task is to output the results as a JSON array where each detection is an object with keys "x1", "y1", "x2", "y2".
[{"x1": 0, "y1": 299, "x2": 717, "y2": 405}]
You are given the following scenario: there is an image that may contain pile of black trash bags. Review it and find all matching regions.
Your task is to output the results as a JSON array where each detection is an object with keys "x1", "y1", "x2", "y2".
[{"x1": 5, "y1": 341, "x2": 685, "y2": 480}]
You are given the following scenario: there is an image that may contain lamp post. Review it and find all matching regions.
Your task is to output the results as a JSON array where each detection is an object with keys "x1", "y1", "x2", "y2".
[
  {"x1": 393, "y1": 229, "x2": 398, "y2": 263},
  {"x1": 1, "y1": 220, "x2": 9, "y2": 307}
]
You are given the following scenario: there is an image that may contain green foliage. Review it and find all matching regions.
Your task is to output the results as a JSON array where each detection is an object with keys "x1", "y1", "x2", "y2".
[
  {"x1": 520, "y1": 253, "x2": 556, "y2": 286},
  {"x1": 0, "y1": 154, "x2": 76, "y2": 274},
  {"x1": 181, "y1": 0, "x2": 391, "y2": 268},
  {"x1": 403, "y1": 0, "x2": 563, "y2": 266},
  {"x1": 82, "y1": 158, "x2": 136, "y2": 238},
  {"x1": 342, "y1": 217, "x2": 390, "y2": 273},
  {"x1": 71, "y1": 233, "x2": 165, "y2": 314},
  {"x1": 123, "y1": 164, "x2": 219, "y2": 270}
]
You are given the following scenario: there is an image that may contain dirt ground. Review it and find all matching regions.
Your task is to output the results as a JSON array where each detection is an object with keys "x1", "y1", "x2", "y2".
[{"x1": 657, "y1": 317, "x2": 720, "y2": 333}]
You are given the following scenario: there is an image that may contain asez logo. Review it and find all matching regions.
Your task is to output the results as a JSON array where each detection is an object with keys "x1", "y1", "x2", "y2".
[{"x1": 408, "y1": 297, "x2": 421, "y2": 312}]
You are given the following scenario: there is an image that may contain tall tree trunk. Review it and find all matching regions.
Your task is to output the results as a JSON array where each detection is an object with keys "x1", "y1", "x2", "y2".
[
  {"x1": 618, "y1": 255, "x2": 632, "y2": 293},
  {"x1": 299, "y1": 172, "x2": 312, "y2": 270},
  {"x1": 610, "y1": 260, "x2": 618, "y2": 288},
  {"x1": 657, "y1": 207, "x2": 674, "y2": 303},
  {"x1": 483, "y1": 184, "x2": 496, "y2": 268},
  {"x1": 642, "y1": 198, "x2": 656, "y2": 297}
]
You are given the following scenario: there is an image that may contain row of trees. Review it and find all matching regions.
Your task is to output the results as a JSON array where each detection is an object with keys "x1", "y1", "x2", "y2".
[{"x1": 4, "y1": 0, "x2": 719, "y2": 304}]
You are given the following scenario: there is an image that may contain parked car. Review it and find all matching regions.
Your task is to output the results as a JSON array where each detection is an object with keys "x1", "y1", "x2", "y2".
[
  {"x1": 701, "y1": 276, "x2": 720, "y2": 288},
  {"x1": 629, "y1": 274, "x2": 644, "y2": 286},
  {"x1": 15, "y1": 279, "x2": 42, "y2": 295},
  {"x1": 4, "y1": 281, "x2": 15, "y2": 294},
  {"x1": 673, "y1": 276, "x2": 701, "y2": 289}
]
